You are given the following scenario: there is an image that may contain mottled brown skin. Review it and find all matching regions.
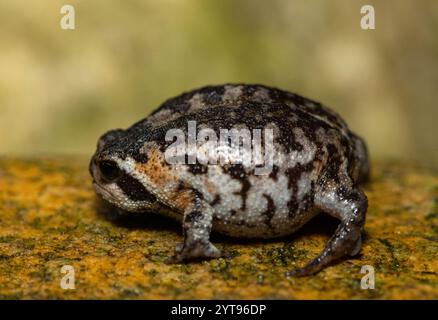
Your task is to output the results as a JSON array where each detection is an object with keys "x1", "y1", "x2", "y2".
[{"x1": 89, "y1": 84, "x2": 370, "y2": 276}]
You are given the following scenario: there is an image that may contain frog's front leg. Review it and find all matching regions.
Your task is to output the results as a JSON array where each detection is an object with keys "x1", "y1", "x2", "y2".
[
  {"x1": 168, "y1": 191, "x2": 221, "y2": 262},
  {"x1": 287, "y1": 179, "x2": 367, "y2": 276}
]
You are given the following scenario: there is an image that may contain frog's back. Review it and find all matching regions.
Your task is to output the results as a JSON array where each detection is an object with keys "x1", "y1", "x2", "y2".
[
  {"x1": 126, "y1": 84, "x2": 368, "y2": 185},
  {"x1": 119, "y1": 84, "x2": 367, "y2": 238},
  {"x1": 141, "y1": 84, "x2": 349, "y2": 134}
]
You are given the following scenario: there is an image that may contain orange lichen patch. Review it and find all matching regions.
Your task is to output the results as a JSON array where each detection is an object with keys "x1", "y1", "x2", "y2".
[
  {"x1": 0, "y1": 157, "x2": 437, "y2": 299},
  {"x1": 135, "y1": 149, "x2": 173, "y2": 187}
]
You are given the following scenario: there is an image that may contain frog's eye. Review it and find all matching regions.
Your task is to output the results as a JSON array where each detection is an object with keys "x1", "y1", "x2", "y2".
[{"x1": 98, "y1": 160, "x2": 120, "y2": 182}]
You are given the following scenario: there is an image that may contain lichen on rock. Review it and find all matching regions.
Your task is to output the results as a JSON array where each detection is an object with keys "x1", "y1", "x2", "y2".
[{"x1": 0, "y1": 157, "x2": 436, "y2": 299}]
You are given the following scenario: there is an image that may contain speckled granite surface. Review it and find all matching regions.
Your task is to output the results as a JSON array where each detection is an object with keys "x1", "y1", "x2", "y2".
[{"x1": 0, "y1": 157, "x2": 436, "y2": 299}]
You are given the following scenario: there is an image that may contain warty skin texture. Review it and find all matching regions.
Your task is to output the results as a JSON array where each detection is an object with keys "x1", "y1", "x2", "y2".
[{"x1": 89, "y1": 84, "x2": 369, "y2": 276}]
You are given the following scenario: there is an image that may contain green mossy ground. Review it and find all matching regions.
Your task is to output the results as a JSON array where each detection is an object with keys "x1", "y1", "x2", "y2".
[{"x1": 0, "y1": 157, "x2": 436, "y2": 299}]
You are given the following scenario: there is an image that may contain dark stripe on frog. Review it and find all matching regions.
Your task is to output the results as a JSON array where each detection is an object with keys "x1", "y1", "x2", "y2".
[
  {"x1": 211, "y1": 194, "x2": 221, "y2": 206},
  {"x1": 324, "y1": 143, "x2": 343, "y2": 183},
  {"x1": 223, "y1": 164, "x2": 251, "y2": 211},
  {"x1": 185, "y1": 210, "x2": 203, "y2": 224},
  {"x1": 269, "y1": 165, "x2": 279, "y2": 181},
  {"x1": 116, "y1": 171, "x2": 157, "y2": 202},
  {"x1": 285, "y1": 162, "x2": 314, "y2": 216},
  {"x1": 262, "y1": 194, "x2": 276, "y2": 229},
  {"x1": 301, "y1": 181, "x2": 316, "y2": 213}
]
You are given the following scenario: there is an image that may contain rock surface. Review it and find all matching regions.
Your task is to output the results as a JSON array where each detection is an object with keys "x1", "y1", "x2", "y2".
[{"x1": 0, "y1": 157, "x2": 436, "y2": 299}]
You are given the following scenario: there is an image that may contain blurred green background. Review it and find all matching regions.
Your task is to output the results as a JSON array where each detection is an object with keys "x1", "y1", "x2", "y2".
[{"x1": 0, "y1": 0, "x2": 437, "y2": 169}]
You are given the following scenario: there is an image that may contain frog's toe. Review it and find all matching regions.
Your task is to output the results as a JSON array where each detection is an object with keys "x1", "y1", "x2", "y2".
[
  {"x1": 285, "y1": 259, "x2": 323, "y2": 277},
  {"x1": 349, "y1": 234, "x2": 362, "y2": 256},
  {"x1": 202, "y1": 242, "x2": 222, "y2": 258},
  {"x1": 168, "y1": 241, "x2": 221, "y2": 263}
]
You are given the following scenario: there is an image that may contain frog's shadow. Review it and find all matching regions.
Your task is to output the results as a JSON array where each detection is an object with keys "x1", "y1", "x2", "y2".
[{"x1": 93, "y1": 197, "x2": 367, "y2": 249}]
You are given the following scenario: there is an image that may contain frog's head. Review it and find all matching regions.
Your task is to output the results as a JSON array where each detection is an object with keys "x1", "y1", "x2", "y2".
[{"x1": 89, "y1": 129, "x2": 159, "y2": 212}]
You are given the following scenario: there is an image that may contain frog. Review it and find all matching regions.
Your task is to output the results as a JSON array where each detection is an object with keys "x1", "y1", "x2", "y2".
[{"x1": 89, "y1": 84, "x2": 369, "y2": 276}]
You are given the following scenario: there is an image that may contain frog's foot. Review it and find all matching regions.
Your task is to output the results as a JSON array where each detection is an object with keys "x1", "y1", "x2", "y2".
[
  {"x1": 286, "y1": 185, "x2": 367, "y2": 277},
  {"x1": 166, "y1": 190, "x2": 221, "y2": 263},
  {"x1": 168, "y1": 241, "x2": 221, "y2": 263}
]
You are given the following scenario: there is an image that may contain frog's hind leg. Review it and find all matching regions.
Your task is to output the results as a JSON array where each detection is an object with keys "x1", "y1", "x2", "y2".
[{"x1": 287, "y1": 173, "x2": 368, "y2": 276}]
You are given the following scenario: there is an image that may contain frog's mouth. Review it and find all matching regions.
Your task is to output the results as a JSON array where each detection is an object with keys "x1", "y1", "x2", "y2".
[
  {"x1": 92, "y1": 181, "x2": 129, "y2": 208},
  {"x1": 92, "y1": 181, "x2": 156, "y2": 213},
  {"x1": 93, "y1": 182, "x2": 118, "y2": 203}
]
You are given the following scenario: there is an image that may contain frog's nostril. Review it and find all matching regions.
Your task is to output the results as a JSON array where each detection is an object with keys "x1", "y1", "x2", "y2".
[{"x1": 98, "y1": 160, "x2": 120, "y2": 183}]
